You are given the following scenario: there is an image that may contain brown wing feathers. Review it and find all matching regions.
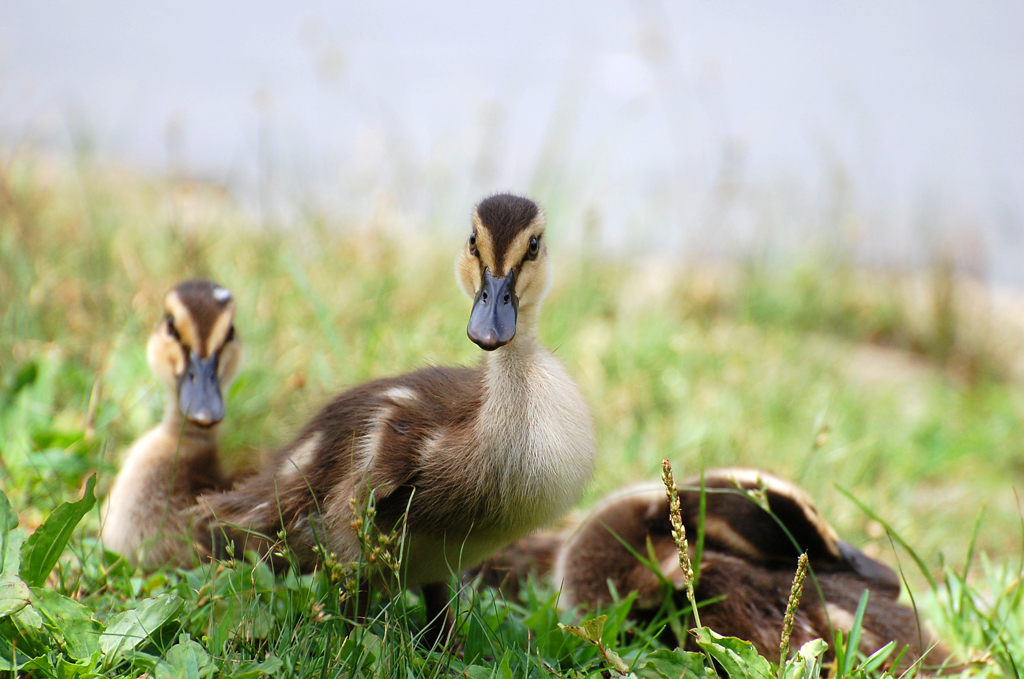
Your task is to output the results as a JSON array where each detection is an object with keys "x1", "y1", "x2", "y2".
[{"x1": 196, "y1": 365, "x2": 485, "y2": 567}]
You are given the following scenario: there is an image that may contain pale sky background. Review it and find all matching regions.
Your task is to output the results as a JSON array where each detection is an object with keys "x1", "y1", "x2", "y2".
[{"x1": 2, "y1": 1, "x2": 1022, "y2": 285}]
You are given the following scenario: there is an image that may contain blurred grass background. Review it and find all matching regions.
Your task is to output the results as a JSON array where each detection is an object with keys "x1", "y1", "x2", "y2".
[{"x1": 2, "y1": 146, "x2": 1023, "y2": 597}]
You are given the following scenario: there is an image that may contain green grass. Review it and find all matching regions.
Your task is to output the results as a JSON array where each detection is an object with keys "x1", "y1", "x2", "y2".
[{"x1": 1, "y1": 152, "x2": 1023, "y2": 677}]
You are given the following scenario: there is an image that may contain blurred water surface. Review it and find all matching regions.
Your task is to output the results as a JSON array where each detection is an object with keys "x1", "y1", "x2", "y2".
[{"x1": 1, "y1": 1, "x2": 1022, "y2": 285}]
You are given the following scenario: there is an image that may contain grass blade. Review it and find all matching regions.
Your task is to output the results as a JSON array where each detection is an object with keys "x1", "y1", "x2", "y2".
[
  {"x1": 835, "y1": 485, "x2": 937, "y2": 592},
  {"x1": 842, "y1": 589, "x2": 869, "y2": 675}
]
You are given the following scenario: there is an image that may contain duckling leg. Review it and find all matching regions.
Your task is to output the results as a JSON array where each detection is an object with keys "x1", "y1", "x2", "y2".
[{"x1": 421, "y1": 581, "x2": 456, "y2": 648}]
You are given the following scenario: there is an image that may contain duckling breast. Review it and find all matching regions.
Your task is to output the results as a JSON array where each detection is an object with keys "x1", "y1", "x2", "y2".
[{"x1": 476, "y1": 348, "x2": 596, "y2": 534}]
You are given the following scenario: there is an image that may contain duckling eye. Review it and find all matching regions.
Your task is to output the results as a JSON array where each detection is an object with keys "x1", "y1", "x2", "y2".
[
  {"x1": 527, "y1": 235, "x2": 540, "y2": 260},
  {"x1": 225, "y1": 325, "x2": 235, "y2": 343},
  {"x1": 166, "y1": 316, "x2": 181, "y2": 341},
  {"x1": 469, "y1": 232, "x2": 478, "y2": 257}
]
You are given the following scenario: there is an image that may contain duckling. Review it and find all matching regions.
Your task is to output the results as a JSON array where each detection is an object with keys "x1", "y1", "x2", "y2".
[
  {"x1": 101, "y1": 279, "x2": 241, "y2": 569},
  {"x1": 551, "y1": 469, "x2": 950, "y2": 668},
  {"x1": 194, "y1": 194, "x2": 595, "y2": 637}
]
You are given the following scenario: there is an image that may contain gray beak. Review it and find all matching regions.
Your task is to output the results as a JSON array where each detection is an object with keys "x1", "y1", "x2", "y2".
[
  {"x1": 178, "y1": 351, "x2": 224, "y2": 427},
  {"x1": 467, "y1": 269, "x2": 518, "y2": 351}
]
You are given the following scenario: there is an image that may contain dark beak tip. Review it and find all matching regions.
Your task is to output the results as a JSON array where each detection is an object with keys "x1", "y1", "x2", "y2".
[{"x1": 467, "y1": 330, "x2": 500, "y2": 351}]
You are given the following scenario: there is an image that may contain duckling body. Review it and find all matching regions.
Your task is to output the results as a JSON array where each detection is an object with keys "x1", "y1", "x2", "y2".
[
  {"x1": 195, "y1": 195, "x2": 595, "y2": 595},
  {"x1": 202, "y1": 355, "x2": 592, "y2": 585},
  {"x1": 515, "y1": 469, "x2": 947, "y2": 667},
  {"x1": 103, "y1": 415, "x2": 228, "y2": 568},
  {"x1": 102, "y1": 280, "x2": 241, "y2": 568}
]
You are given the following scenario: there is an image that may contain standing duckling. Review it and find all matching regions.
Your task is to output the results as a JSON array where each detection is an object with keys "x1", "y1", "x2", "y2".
[
  {"x1": 195, "y1": 194, "x2": 595, "y2": 639},
  {"x1": 101, "y1": 279, "x2": 241, "y2": 568}
]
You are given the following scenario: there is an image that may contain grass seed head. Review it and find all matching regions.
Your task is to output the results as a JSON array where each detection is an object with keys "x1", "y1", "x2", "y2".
[
  {"x1": 661, "y1": 459, "x2": 693, "y2": 585},
  {"x1": 662, "y1": 458, "x2": 705, "y2": 635},
  {"x1": 779, "y1": 551, "x2": 809, "y2": 669}
]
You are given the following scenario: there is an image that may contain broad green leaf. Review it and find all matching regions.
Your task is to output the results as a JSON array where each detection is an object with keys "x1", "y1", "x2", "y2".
[
  {"x1": 637, "y1": 648, "x2": 710, "y2": 679},
  {"x1": 0, "y1": 490, "x2": 18, "y2": 574},
  {"x1": 226, "y1": 656, "x2": 284, "y2": 679},
  {"x1": 57, "y1": 653, "x2": 108, "y2": 679},
  {"x1": 559, "y1": 614, "x2": 608, "y2": 644},
  {"x1": 584, "y1": 615, "x2": 607, "y2": 643},
  {"x1": 14, "y1": 653, "x2": 57, "y2": 675},
  {"x1": 12, "y1": 598, "x2": 44, "y2": 631},
  {"x1": 694, "y1": 627, "x2": 775, "y2": 679},
  {"x1": 99, "y1": 593, "x2": 184, "y2": 659},
  {"x1": 329, "y1": 633, "x2": 377, "y2": 674},
  {"x1": 797, "y1": 639, "x2": 827, "y2": 663},
  {"x1": 3, "y1": 602, "x2": 49, "y2": 665},
  {"x1": 558, "y1": 614, "x2": 632, "y2": 674},
  {"x1": 2, "y1": 528, "x2": 25, "y2": 577},
  {"x1": 19, "y1": 474, "x2": 97, "y2": 587},
  {"x1": 0, "y1": 530, "x2": 27, "y2": 617},
  {"x1": 603, "y1": 647, "x2": 631, "y2": 674},
  {"x1": 31, "y1": 587, "x2": 102, "y2": 660},
  {"x1": 154, "y1": 636, "x2": 213, "y2": 679},
  {"x1": 781, "y1": 639, "x2": 827, "y2": 679},
  {"x1": 464, "y1": 666, "x2": 495, "y2": 679},
  {"x1": 0, "y1": 573, "x2": 29, "y2": 617},
  {"x1": 361, "y1": 631, "x2": 382, "y2": 670},
  {"x1": 0, "y1": 632, "x2": 34, "y2": 671}
]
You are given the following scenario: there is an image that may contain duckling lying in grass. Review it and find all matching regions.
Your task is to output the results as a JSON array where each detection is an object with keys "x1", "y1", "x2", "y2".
[
  {"x1": 484, "y1": 468, "x2": 951, "y2": 669},
  {"x1": 193, "y1": 194, "x2": 595, "y2": 641},
  {"x1": 102, "y1": 279, "x2": 241, "y2": 568}
]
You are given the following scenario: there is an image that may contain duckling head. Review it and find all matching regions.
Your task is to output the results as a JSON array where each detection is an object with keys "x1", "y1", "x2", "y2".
[
  {"x1": 456, "y1": 193, "x2": 550, "y2": 350},
  {"x1": 146, "y1": 280, "x2": 241, "y2": 427}
]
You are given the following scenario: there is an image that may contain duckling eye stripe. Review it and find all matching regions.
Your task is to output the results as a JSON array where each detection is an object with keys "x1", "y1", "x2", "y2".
[
  {"x1": 164, "y1": 292, "x2": 200, "y2": 351},
  {"x1": 206, "y1": 307, "x2": 236, "y2": 357},
  {"x1": 502, "y1": 227, "x2": 542, "y2": 273},
  {"x1": 470, "y1": 214, "x2": 497, "y2": 270}
]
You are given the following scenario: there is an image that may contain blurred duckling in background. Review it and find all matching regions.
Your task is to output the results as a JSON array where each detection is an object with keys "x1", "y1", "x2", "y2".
[
  {"x1": 101, "y1": 279, "x2": 241, "y2": 568},
  {"x1": 193, "y1": 194, "x2": 595, "y2": 642},
  {"x1": 485, "y1": 468, "x2": 950, "y2": 669}
]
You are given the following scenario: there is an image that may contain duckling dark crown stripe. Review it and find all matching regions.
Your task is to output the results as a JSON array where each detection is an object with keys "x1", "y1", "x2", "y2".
[
  {"x1": 171, "y1": 279, "x2": 232, "y2": 350},
  {"x1": 475, "y1": 194, "x2": 539, "y2": 270}
]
